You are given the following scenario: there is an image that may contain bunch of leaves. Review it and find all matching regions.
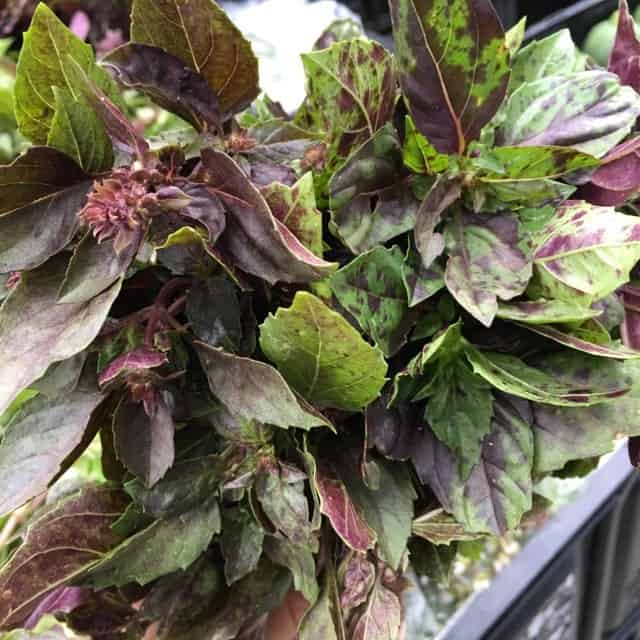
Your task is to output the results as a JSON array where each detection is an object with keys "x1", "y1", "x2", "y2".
[{"x1": 4, "y1": 0, "x2": 640, "y2": 637}]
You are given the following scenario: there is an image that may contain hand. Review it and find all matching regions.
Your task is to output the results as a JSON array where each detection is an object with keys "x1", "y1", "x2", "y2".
[{"x1": 265, "y1": 591, "x2": 309, "y2": 640}]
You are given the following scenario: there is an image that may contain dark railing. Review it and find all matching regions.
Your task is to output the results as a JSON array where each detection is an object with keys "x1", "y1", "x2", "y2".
[{"x1": 439, "y1": 446, "x2": 640, "y2": 640}]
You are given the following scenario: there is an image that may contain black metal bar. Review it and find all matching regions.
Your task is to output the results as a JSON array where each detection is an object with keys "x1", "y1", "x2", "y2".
[{"x1": 439, "y1": 447, "x2": 637, "y2": 640}]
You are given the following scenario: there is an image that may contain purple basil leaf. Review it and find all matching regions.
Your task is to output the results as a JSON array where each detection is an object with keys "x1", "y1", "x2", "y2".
[
  {"x1": 414, "y1": 176, "x2": 462, "y2": 270},
  {"x1": 496, "y1": 71, "x2": 640, "y2": 158},
  {"x1": 57, "y1": 232, "x2": 138, "y2": 304},
  {"x1": 349, "y1": 574, "x2": 402, "y2": 640},
  {"x1": 0, "y1": 180, "x2": 91, "y2": 273},
  {"x1": 444, "y1": 211, "x2": 532, "y2": 327},
  {"x1": 0, "y1": 147, "x2": 86, "y2": 215},
  {"x1": 24, "y1": 587, "x2": 89, "y2": 630},
  {"x1": 329, "y1": 124, "x2": 420, "y2": 254},
  {"x1": 334, "y1": 449, "x2": 416, "y2": 570},
  {"x1": 0, "y1": 254, "x2": 121, "y2": 417},
  {"x1": 622, "y1": 285, "x2": 640, "y2": 349},
  {"x1": 0, "y1": 365, "x2": 102, "y2": 517},
  {"x1": 103, "y1": 43, "x2": 222, "y2": 133},
  {"x1": 254, "y1": 459, "x2": 312, "y2": 546},
  {"x1": 113, "y1": 393, "x2": 175, "y2": 488},
  {"x1": 249, "y1": 160, "x2": 297, "y2": 188},
  {"x1": 194, "y1": 149, "x2": 336, "y2": 284},
  {"x1": 180, "y1": 184, "x2": 227, "y2": 244},
  {"x1": 313, "y1": 466, "x2": 376, "y2": 553},
  {"x1": 417, "y1": 394, "x2": 533, "y2": 535},
  {"x1": 195, "y1": 342, "x2": 332, "y2": 431},
  {"x1": 64, "y1": 55, "x2": 149, "y2": 160},
  {"x1": 221, "y1": 505, "x2": 265, "y2": 585},
  {"x1": 389, "y1": 0, "x2": 510, "y2": 154},
  {"x1": 0, "y1": 486, "x2": 128, "y2": 629},
  {"x1": 130, "y1": 0, "x2": 260, "y2": 117},
  {"x1": 516, "y1": 322, "x2": 640, "y2": 358},
  {"x1": 401, "y1": 246, "x2": 445, "y2": 308},
  {"x1": 339, "y1": 553, "x2": 376, "y2": 613},
  {"x1": 531, "y1": 357, "x2": 640, "y2": 472},
  {"x1": 98, "y1": 346, "x2": 168, "y2": 389},
  {"x1": 609, "y1": 0, "x2": 640, "y2": 92}
]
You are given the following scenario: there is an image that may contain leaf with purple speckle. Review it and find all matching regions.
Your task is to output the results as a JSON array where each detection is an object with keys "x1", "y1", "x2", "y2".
[
  {"x1": 496, "y1": 71, "x2": 640, "y2": 158},
  {"x1": 444, "y1": 211, "x2": 532, "y2": 327},
  {"x1": 389, "y1": 0, "x2": 510, "y2": 155},
  {"x1": 531, "y1": 201, "x2": 640, "y2": 304}
]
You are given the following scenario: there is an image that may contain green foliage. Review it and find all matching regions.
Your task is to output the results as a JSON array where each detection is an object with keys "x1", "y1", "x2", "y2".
[{"x1": 3, "y1": 0, "x2": 640, "y2": 636}]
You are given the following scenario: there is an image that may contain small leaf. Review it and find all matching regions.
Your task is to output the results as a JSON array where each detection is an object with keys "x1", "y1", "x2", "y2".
[
  {"x1": 0, "y1": 255, "x2": 121, "y2": 417},
  {"x1": 517, "y1": 323, "x2": 640, "y2": 359},
  {"x1": 496, "y1": 71, "x2": 640, "y2": 158},
  {"x1": 261, "y1": 172, "x2": 323, "y2": 258},
  {"x1": 401, "y1": 247, "x2": 445, "y2": 307},
  {"x1": 259, "y1": 291, "x2": 388, "y2": 411},
  {"x1": 113, "y1": 395, "x2": 175, "y2": 488},
  {"x1": 350, "y1": 575, "x2": 402, "y2": 640},
  {"x1": 254, "y1": 459, "x2": 312, "y2": 546},
  {"x1": 195, "y1": 343, "x2": 332, "y2": 430},
  {"x1": 390, "y1": 0, "x2": 510, "y2": 154},
  {"x1": 444, "y1": 211, "x2": 532, "y2": 327},
  {"x1": 264, "y1": 535, "x2": 319, "y2": 605},
  {"x1": 58, "y1": 233, "x2": 138, "y2": 304},
  {"x1": 299, "y1": 579, "x2": 339, "y2": 640},
  {"x1": 532, "y1": 201, "x2": 640, "y2": 304},
  {"x1": 98, "y1": 347, "x2": 167, "y2": 389},
  {"x1": 314, "y1": 467, "x2": 376, "y2": 553},
  {"x1": 0, "y1": 366, "x2": 102, "y2": 517},
  {"x1": 221, "y1": 505, "x2": 264, "y2": 585},
  {"x1": 47, "y1": 87, "x2": 113, "y2": 174},
  {"x1": 509, "y1": 30, "x2": 587, "y2": 93},
  {"x1": 609, "y1": 0, "x2": 640, "y2": 92},
  {"x1": 103, "y1": 43, "x2": 222, "y2": 132},
  {"x1": 82, "y1": 497, "x2": 221, "y2": 588},
  {"x1": 335, "y1": 453, "x2": 415, "y2": 570},
  {"x1": 0, "y1": 487, "x2": 128, "y2": 629},
  {"x1": 300, "y1": 39, "x2": 396, "y2": 160},
  {"x1": 329, "y1": 124, "x2": 420, "y2": 254},
  {"x1": 496, "y1": 299, "x2": 602, "y2": 324},
  {"x1": 195, "y1": 149, "x2": 336, "y2": 284},
  {"x1": 0, "y1": 180, "x2": 91, "y2": 273},
  {"x1": 412, "y1": 509, "x2": 482, "y2": 545},
  {"x1": 330, "y1": 246, "x2": 412, "y2": 357},
  {"x1": 340, "y1": 553, "x2": 375, "y2": 613},
  {"x1": 130, "y1": 0, "x2": 259, "y2": 115},
  {"x1": 418, "y1": 394, "x2": 533, "y2": 535},
  {"x1": 414, "y1": 176, "x2": 462, "y2": 270}
]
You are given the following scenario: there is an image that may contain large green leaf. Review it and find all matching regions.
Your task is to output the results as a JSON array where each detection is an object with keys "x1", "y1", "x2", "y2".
[
  {"x1": 300, "y1": 39, "x2": 396, "y2": 161},
  {"x1": 496, "y1": 299, "x2": 602, "y2": 324},
  {"x1": 82, "y1": 498, "x2": 221, "y2": 588},
  {"x1": 532, "y1": 201, "x2": 640, "y2": 304},
  {"x1": 259, "y1": 292, "x2": 388, "y2": 411},
  {"x1": 417, "y1": 394, "x2": 533, "y2": 535},
  {"x1": 195, "y1": 343, "x2": 332, "y2": 430},
  {"x1": 0, "y1": 366, "x2": 101, "y2": 517},
  {"x1": 330, "y1": 246, "x2": 412, "y2": 357},
  {"x1": 496, "y1": 71, "x2": 640, "y2": 158},
  {"x1": 0, "y1": 255, "x2": 121, "y2": 417},
  {"x1": 130, "y1": 0, "x2": 259, "y2": 115},
  {"x1": 14, "y1": 4, "x2": 115, "y2": 169},
  {"x1": 444, "y1": 211, "x2": 532, "y2": 327},
  {"x1": 0, "y1": 487, "x2": 128, "y2": 629},
  {"x1": 390, "y1": 0, "x2": 510, "y2": 154},
  {"x1": 508, "y1": 30, "x2": 587, "y2": 93},
  {"x1": 329, "y1": 125, "x2": 420, "y2": 254}
]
